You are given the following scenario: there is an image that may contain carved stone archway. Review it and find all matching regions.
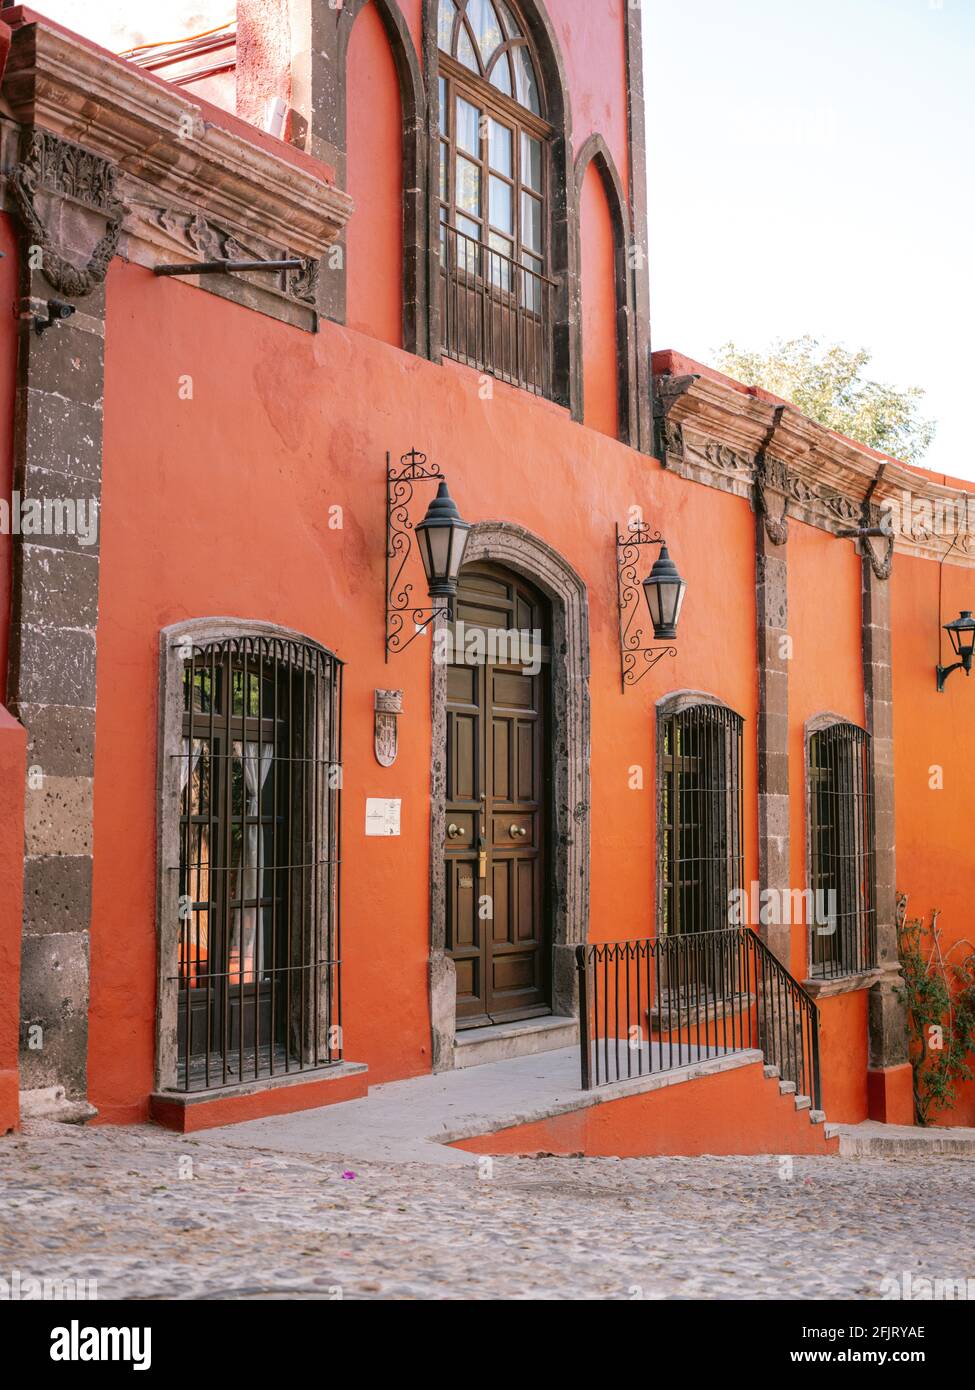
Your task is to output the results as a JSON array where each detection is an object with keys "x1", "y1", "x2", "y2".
[{"x1": 429, "y1": 523, "x2": 590, "y2": 1069}]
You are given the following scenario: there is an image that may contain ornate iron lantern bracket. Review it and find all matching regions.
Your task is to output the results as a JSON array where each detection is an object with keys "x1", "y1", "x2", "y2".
[
  {"x1": 386, "y1": 448, "x2": 446, "y2": 659},
  {"x1": 615, "y1": 522, "x2": 678, "y2": 690}
]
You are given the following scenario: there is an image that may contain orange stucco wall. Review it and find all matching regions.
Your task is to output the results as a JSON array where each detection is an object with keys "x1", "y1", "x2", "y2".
[
  {"x1": 346, "y1": 2, "x2": 404, "y2": 348},
  {"x1": 451, "y1": 1060, "x2": 838, "y2": 1157},
  {"x1": 90, "y1": 252, "x2": 757, "y2": 1122},
  {"x1": 892, "y1": 549, "x2": 975, "y2": 1125},
  {"x1": 579, "y1": 161, "x2": 619, "y2": 440}
]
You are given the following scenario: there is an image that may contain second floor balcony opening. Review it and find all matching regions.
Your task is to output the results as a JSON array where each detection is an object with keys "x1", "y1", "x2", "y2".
[{"x1": 437, "y1": 0, "x2": 554, "y2": 397}]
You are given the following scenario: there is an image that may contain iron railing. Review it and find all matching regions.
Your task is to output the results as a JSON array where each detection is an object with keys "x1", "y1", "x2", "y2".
[
  {"x1": 438, "y1": 221, "x2": 555, "y2": 398},
  {"x1": 171, "y1": 635, "x2": 343, "y2": 1092},
  {"x1": 576, "y1": 926, "x2": 821, "y2": 1109}
]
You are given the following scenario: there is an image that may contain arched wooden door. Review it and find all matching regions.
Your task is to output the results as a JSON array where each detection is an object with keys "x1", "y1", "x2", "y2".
[{"x1": 445, "y1": 563, "x2": 551, "y2": 1027}]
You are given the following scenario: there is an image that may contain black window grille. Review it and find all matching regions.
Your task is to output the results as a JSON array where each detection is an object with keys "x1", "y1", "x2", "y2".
[
  {"x1": 174, "y1": 635, "x2": 343, "y2": 1091},
  {"x1": 808, "y1": 721, "x2": 876, "y2": 979},
  {"x1": 658, "y1": 704, "x2": 744, "y2": 995}
]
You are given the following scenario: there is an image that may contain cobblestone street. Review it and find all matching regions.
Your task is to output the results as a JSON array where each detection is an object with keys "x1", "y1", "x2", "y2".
[{"x1": 1, "y1": 1120, "x2": 973, "y2": 1300}]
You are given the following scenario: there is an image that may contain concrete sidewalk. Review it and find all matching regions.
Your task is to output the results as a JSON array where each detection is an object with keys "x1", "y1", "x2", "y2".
[
  {"x1": 836, "y1": 1120, "x2": 975, "y2": 1157},
  {"x1": 198, "y1": 1044, "x2": 758, "y2": 1166}
]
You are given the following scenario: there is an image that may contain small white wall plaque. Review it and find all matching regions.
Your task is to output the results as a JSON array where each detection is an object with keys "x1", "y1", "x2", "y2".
[{"x1": 365, "y1": 798, "x2": 401, "y2": 837}]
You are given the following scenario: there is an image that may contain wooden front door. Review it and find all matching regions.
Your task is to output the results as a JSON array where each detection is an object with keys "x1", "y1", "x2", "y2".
[{"x1": 446, "y1": 565, "x2": 551, "y2": 1028}]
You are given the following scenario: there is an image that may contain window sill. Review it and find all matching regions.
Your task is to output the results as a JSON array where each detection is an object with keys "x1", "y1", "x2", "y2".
[
  {"x1": 802, "y1": 968, "x2": 882, "y2": 999},
  {"x1": 150, "y1": 1060, "x2": 368, "y2": 1133}
]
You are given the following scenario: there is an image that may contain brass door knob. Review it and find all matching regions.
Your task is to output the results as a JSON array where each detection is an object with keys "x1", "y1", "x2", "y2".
[
  {"x1": 509, "y1": 824, "x2": 527, "y2": 838},
  {"x1": 447, "y1": 823, "x2": 464, "y2": 838}
]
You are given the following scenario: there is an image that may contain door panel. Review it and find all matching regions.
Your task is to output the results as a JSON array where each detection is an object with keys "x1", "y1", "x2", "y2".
[{"x1": 446, "y1": 564, "x2": 550, "y2": 1027}]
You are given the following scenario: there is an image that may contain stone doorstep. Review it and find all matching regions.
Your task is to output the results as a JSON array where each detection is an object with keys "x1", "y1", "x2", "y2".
[{"x1": 452, "y1": 1014, "x2": 578, "y2": 1070}]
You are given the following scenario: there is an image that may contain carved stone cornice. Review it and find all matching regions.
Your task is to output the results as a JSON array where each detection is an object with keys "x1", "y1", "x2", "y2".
[
  {"x1": 0, "y1": 17, "x2": 352, "y2": 326},
  {"x1": 655, "y1": 365, "x2": 975, "y2": 570}
]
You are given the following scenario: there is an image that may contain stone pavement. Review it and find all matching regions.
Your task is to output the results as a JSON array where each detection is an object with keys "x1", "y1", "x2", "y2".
[
  {"x1": 1, "y1": 1118, "x2": 973, "y2": 1299},
  {"x1": 194, "y1": 1044, "x2": 760, "y2": 1166}
]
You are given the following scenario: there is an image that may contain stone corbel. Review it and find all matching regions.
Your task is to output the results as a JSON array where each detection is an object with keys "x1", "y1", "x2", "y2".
[
  {"x1": 861, "y1": 502, "x2": 895, "y2": 580},
  {"x1": 755, "y1": 455, "x2": 790, "y2": 545},
  {"x1": 7, "y1": 128, "x2": 124, "y2": 298}
]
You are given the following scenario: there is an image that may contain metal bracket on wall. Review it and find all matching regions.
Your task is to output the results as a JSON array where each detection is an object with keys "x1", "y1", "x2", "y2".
[
  {"x1": 152, "y1": 258, "x2": 303, "y2": 277},
  {"x1": 615, "y1": 522, "x2": 677, "y2": 690},
  {"x1": 385, "y1": 448, "x2": 446, "y2": 660}
]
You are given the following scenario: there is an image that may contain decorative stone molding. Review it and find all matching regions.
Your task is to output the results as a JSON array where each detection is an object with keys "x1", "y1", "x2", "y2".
[
  {"x1": 8, "y1": 128, "x2": 124, "y2": 297},
  {"x1": 755, "y1": 455, "x2": 789, "y2": 545},
  {"x1": 429, "y1": 522, "x2": 591, "y2": 1071},
  {"x1": 0, "y1": 17, "x2": 352, "y2": 332}
]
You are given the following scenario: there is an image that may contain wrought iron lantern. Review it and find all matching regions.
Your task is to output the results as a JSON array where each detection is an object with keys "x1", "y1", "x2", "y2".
[
  {"x1": 937, "y1": 610, "x2": 975, "y2": 691},
  {"x1": 615, "y1": 521, "x2": 685, "y2": 689},
  {"x1": 414, "y1": 482, "x2": 470, "y2": 606},
  {"x1": 386, "y1": 449, "x2": 471, "y2": 659},
  {"x1": 642, "y1": 544, "x2": 687, "y2": 642}
]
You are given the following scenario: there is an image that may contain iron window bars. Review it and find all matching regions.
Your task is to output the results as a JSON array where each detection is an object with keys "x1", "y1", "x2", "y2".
[
  {"x1": 808, "y1": 721, "x2": 876, "y2": 979},
  {"x1": 172, "y1": 635, "x2": 343, "y2": 1092},
  {"x1": 659, "y1": 703, "x2": 745, "y2": 957}
]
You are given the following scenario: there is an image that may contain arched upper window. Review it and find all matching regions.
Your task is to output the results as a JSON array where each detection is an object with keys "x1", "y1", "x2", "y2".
[
  {"x1": 438, "y1": 0, "x2": 541, "y2": 114},
  {"x1": 436, "y1": 0, "x2": 553, "y2": 397}
]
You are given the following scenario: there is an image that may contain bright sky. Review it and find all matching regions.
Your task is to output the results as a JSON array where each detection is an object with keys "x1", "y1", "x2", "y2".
[{"x1": 643, "y1": 0, "x2": 975, "y2": 479}]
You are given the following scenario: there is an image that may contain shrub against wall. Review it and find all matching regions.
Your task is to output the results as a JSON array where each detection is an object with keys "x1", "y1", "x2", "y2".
[{"x1": 895, "y1": 893, "x2": 975, "y2": 1125}]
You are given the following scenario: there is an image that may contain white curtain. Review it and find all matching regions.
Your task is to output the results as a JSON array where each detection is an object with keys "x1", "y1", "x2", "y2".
[{"x1": 230, "y1": 741, "x2": 274, "y2": 984}]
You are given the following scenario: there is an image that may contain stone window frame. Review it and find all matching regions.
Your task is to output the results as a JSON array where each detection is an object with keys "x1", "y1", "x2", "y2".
[
  {"x1": 154, "y1": 617, "x2": 340, "y2": 1093},
  {"x1": 654, "y1": 690, "x2": 746, "y2": 938},
  {"x1": 428, "y1": 522, "x2": 590, "y2": 1069},
  {"x1": 803, "y1": 711, "x2": 879, "y2": 990}
]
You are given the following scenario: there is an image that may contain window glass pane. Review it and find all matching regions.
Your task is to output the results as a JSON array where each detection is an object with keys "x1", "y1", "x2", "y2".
[
  {"x1": 439, "y1": 76, "x2": 448, "y2": 135},
  {"x1": 488, "y1": 232, "x2": 513, "y2": 289},
  {"x1": 456, "y1": 156, "x2": 481, "y2": 215},
  {"x1": 521, "y1": 252, "x2": 542, "y2": 310},
  {"x1": 521, "y1": 133, "x2": 542, "y2": 192},
  {"x1": 521, "y1": 191, "x2": 542, "y2": 252},
  {"x1": 439, "y1": 140, "x2": 448, "y2": 201},
  {"x1": 456, "y1": 215, "x2": 480, "y2": 272},
  {"x1": 467, "y1": 0, "x2": 504, "y2": 66},
  {"x1": 489, "y1": 175, "x2": 513, "y2": 233},
  {"x1": 488, "y1": 118, "x2": 512, "y2": 175},
  {"x1": 438, "y1": 0, "x2": 456, "y2": 51},
  {"x1": 512, "y1": 43, "x2": 540, "y2": 114},
  {"x1": 496, "y1": 0, "x2": 521, "y2": 38},
  {"x1": 489, "y1": 52, "x2": 512, "y2": 97},
  {"x1": 456, "y1": 97, "x2": 481, "y2": 155},
  {"x1": 457, "y1": 25, "x2": 479, "y2": 72}
]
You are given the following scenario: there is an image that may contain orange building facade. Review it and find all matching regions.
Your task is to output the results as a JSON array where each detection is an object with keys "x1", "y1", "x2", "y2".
[{"x1": 0, "y1": 2, "x2": 972, "y2": 1146}]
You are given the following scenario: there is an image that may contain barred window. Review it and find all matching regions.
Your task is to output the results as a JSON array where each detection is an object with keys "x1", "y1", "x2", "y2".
[
  {"x1": 808, "y1": 721, "x2": 876, "y2": 979},
  {"x1": 659, "y1": 703, "x2": 744, "y2": 937},
  {"x1": 174, "y1": 635, "x2": 343, "y2": 1091}
]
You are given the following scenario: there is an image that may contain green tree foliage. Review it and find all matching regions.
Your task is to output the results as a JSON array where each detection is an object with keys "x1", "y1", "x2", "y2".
[{"x1": 715, "y1": 336, "x2": 936, "y2": 465}]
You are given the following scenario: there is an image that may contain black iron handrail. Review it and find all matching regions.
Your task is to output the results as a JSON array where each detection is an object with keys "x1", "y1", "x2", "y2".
[{"x1": 576, "y1": 926, "x2": 821, "y2": 1110}]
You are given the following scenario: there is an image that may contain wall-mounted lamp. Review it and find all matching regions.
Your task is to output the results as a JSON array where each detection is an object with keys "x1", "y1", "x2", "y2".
[
  {"x1": 937, "y1": 610, "x2": 975, "y2": 692},
  {"x1": 386, "y1": 449, "x2": 470, "y2": 659},
  {"x1": 615, "y1": 522, "x2": 686, "y2": 689}
]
